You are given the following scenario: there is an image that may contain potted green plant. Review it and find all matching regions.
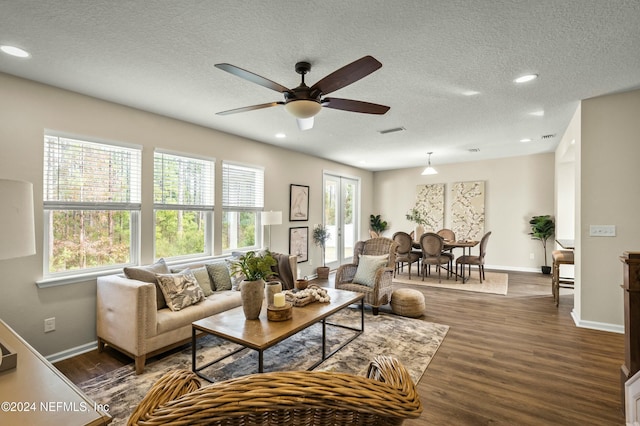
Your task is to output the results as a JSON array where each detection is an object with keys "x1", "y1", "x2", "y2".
[
  {"x1": 313, "y1": 224, "x2": 331, "y2": 279},
  {"x1": 405, "y1": 207, "x2": 428, "y2": 226},
  {"x1": 529, "y1": 215, "x2": 555, "y2": 274},
  {"x1": 230, "y1": 251, "x2": 277, "y2": 319},
  {"x1": 369, "y1": 214, "x2": 388, "y2": 236}
]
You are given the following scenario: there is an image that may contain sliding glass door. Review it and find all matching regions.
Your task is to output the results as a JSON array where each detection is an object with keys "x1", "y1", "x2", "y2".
[{"x1": 323, "y1": 173, "x2": 359, "y2": 270}]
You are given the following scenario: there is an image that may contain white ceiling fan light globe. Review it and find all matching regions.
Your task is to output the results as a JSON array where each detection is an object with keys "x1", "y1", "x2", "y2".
[{"x1": 284, "y1": 99, "x2": 322, "y2": 119}]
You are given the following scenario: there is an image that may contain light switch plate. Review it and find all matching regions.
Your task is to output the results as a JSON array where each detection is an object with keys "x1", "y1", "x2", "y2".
[{"x1": 589, "y1": 225, "x2": 616, "y2": 237}]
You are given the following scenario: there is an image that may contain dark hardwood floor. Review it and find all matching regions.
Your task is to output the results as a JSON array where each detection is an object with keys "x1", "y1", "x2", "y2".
[{"x1": 55, "y1": 270, "x2": 625, "y2": 425}]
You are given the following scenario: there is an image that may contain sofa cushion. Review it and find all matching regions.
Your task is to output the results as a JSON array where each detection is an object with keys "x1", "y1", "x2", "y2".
[
  {"x1": 155, "y1": 269, "x2": 205, "y2": 312},
  {"x1": 353, "y1": 254, "x2": 389, "y2": 287},
  {"x1": 207, "y1": 262, "x2": 233, "y2": 291},
  {"x1": 124, "y1": 258, "x2": 170, "y2": 309},
  {"x1": 156, "y1": 291, "x2": 243, "y2": 335}
]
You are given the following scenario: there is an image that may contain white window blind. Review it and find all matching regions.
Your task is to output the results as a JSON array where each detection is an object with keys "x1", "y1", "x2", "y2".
[
  {"x1": 44, "y1": 135, "x2": 141, "y2": 209},
  {"x1": 154, "y1": 151, "x2": 214, "y2": 210},
  {"x1": 222, "y1": 162, "x2": 264, "y2": 209}
]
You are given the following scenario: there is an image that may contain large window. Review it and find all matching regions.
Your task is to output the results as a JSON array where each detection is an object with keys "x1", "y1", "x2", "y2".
[
  {"x1": 222, "y1": 161, "x2": 264, "y2": 252},
  {"x1": 154, "y1": 151, "x2": 214, "y2": 259},
  {"x1": 43, "y1": 135, "x2": 141, "y2": 277}
]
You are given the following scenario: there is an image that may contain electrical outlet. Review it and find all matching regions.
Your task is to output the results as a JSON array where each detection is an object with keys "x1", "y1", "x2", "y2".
[
  {"x1": 589, "y1": 225, "x2": 616, "y2": 237},
  {"x1": 44, "y1": 317, "x2": 55, "y2": 333},
  {"x1": 530, "y1": 253, "x2": 535, "y2": 260}
]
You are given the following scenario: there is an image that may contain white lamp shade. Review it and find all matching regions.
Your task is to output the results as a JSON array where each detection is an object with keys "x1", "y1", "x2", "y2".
[
  {"x1": 261, "y1": 211, "x2": 282, "y2": 226},
  {"x1": 0, "y1": 179, "x2": 36, "y2": 260},
  {"x1": 421, "y1": 166, "x2": 438, "y2": 175}
]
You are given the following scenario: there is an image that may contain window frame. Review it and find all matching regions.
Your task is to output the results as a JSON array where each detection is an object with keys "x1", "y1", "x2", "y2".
[
  {"x1": 221, "y1": 161, "x2": 265, "y2": 253},
  {"x1": 42, "y1": 133, "x2": 142, "y2": 281},
  {"x1": 153, "y1": 150, "x2": 215, "y2": 261}
]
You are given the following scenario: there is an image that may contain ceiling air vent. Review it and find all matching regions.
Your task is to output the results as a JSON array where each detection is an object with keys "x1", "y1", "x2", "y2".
[
  {"x1": 541, "y1": 134, "x2": 556, "y2": 140},
  {"x1": 468, "y1": 148, "x2": 481, "y2": 152},
  {"x1": 378, "y1": 127, "x2": 406, "y2": 135}
]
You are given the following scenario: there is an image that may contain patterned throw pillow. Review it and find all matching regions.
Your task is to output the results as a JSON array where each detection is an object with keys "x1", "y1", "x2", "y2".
[
  {"x1": 352, "y1": 254, "x2": 389, "y2": 287},
  {"x1": 155, "y1": 269, "x2": 204, "y2": 311},
  {"x1": 124, "y1": 258, "x2": 170, "y2": 309},
  {"x1": 207, "y1": 262, "x2": 233, "y2": 291}
]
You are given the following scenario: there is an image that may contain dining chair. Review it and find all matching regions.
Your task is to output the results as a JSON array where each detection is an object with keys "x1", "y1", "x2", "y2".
[
  {"x1": 420, "y1": 232, "x2": 453, "y2": 283},
  {"x1": 455, "y1": 231, "x2": 492, "y2": 283},
  {"x1": 437, "y1": 228, "x2": 456, "y2": 270},
  {"x1": 392, "y1": 231, "x2": 420, "y2": 279},
  {"x1": 552, "y1": 249, "x2": 574, "y2": 307},
  {"x1": 436, "y1": 228, "x2": 456, "y2": 242}
]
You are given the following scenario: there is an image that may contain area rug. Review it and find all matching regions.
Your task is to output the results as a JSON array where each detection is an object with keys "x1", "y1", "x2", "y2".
[
  {"x1": 394, "y1": 270, "x2": 509, "y2": 295},
  {"x1": 79, "y1": 307, "x2": 448, "y2": 425}
]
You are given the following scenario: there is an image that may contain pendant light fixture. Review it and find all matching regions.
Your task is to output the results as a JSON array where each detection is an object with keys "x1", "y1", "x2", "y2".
[{"x1": 421, "y1": 152, "x2": 438, "y2": 175}]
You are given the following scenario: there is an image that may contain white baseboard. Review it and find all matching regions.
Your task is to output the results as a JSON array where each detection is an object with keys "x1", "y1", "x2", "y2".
[
  {"x1": 571, "y1": 310, "x2": 624, "y2": 334},
  {"x1": 46, "y1": 340, "x2": 98, "y2": 363},
  {"x1": 486, "y1": 264, "x2": 541, "y2": 273}
]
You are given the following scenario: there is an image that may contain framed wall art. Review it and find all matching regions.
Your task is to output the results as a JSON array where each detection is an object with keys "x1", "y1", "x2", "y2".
[
  {"x1": 289, "y1": 226, "x2": 308, "y2": 263},
  {"x1": 451, "y1": 180, "x2": 485, "y2": 241},
  {"x1": 289, "y1": 184, "x2": 309, "y2": 221}
]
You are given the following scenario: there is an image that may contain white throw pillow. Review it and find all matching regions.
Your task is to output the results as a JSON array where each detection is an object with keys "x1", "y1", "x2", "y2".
[{"x1": 352, "y1": 254, "x2": 389, "y2": 287}]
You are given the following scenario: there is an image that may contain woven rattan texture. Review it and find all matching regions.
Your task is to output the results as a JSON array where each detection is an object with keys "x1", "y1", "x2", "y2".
[{"x1": 128, "y1": 356, "x2": 421, "y2": 425}]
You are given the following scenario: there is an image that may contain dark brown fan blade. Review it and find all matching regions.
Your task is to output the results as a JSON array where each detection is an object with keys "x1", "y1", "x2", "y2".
[
  {"x1": 215, "y1": 63, "x2": 292, "y2": 94},
  {"x1": 310, "y1": 56, "x2": 382, "y2": 96},
  {"x1": 216, "y1": 102, "x2": 283, "y2": 116},
  {"x1": 322, "y1": 98, "x2": 390, "y2": 114}
]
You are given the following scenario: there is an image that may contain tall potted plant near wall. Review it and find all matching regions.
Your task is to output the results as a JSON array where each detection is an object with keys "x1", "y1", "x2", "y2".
[
  {"x1": 529, "y1": 215, "x2": 555, "y2": 274},
  {"x1": 313, "y1": 224, "x2": 331, "y2": 279},
  {"x1": 369, "y1": 214, "x2": 388, "y2": 236}
]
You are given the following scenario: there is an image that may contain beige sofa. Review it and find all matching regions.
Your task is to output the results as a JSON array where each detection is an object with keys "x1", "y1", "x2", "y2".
[{"x1": 97, "y1": 254, "x2": 297, "y2": 374}]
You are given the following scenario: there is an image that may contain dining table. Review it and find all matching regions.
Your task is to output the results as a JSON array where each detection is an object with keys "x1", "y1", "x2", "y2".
[{"x1": 412, "y1": 239, "x2": 480, "y2": 283}]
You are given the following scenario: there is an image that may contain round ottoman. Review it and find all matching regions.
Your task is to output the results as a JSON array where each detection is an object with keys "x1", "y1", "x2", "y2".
[{"x1": 390, "y1": 288, "x2": 425, "y2": 318}]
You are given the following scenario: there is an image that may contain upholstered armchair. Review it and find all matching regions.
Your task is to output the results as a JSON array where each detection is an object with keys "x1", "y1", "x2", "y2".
[
  {"x1": 128, "y1": 356, "x2": 422, "y2": 426},
  {"x1": 335, "y1": 237, "x2": 398, "y2": 315}
]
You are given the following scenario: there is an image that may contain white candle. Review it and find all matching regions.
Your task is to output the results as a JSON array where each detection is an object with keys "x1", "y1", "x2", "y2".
[{"x1": 273, "y1": 292, "x2": 286, "y2": 308}]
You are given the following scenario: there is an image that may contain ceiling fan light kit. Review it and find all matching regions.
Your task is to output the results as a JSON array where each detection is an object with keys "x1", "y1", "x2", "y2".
[
  {"x1": 215, "y1": 56, "x2": 390, "y2": 130},
  {"x1": 284, "y1": 99, "x2": 322, "y2": 119}
]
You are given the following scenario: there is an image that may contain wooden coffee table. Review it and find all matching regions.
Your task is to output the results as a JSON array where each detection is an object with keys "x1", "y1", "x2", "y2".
[{"x1": 191, "y1": 288, "x2": 364, "y2": 382}]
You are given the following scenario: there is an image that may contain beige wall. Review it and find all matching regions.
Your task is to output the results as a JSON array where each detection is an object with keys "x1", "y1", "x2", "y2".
[
  {"x1": 0, "y1": 73, "x2": 373, "y2": 357},
  {"x1": 578, "y1": 88, "x2": 640, "y2": 329},
  {"x1": 373, "y1": 153, "x2": 555, "y2": 271}
]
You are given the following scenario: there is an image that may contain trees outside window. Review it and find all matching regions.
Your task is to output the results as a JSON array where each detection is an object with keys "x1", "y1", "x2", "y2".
[
  {"x1": 222, "y1": 162, "x2": 263, "y2": 252},
  {"x1": 154, "y1": 151, "x2": 214, "y2": 259},
  {"x1": 43, "y1": 135, "x2": 141, "y2": 276}
]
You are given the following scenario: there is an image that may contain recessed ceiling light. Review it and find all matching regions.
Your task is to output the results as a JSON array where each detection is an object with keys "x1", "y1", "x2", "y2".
[
  {"x1": 514, "y1": 74, "x2": 538, "y2": 83},
  {"x1": 462, "y1": 90, "x2": 480, "y2": 96},
  {"x1": 275, "y1": 133, "x2": 286, "y2": 138},
  {"x1": 530, "y1": 110, "x2": 545, "y2": 116},
  {"x1": 0, "y1": 45, "x2": 31, "y2": 58},
  {"x1": 520, "y1": 138, "x2": 532, "y2": 143}
]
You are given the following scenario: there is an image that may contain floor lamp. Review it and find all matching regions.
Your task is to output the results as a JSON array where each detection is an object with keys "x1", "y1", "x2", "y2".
[
  {"x1": 0, "y1": 179, "x2": 36, "y2": 368},
  {"x1": 261, "y1": 211, "x2": 282, "y2": 250}
]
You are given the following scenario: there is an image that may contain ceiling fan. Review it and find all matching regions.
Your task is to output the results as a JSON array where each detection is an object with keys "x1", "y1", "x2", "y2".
[{"x1": 215, "y1": 55, "x2": 390, "y2": 130}]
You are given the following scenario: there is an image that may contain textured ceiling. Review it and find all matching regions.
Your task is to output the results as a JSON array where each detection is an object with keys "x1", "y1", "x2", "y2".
[{"x1": 1, "y1": 1, "x2": 639, "y2": 171}]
